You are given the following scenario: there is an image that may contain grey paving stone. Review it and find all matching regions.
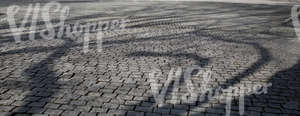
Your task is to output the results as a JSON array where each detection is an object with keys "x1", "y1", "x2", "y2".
[
  {"x1": 127, "y1": 111, "x2": 144, "y2": 116},
  {"x1": 70, "y1": 100, "x2": 87, "y2": 106},
  {"x1": 61, "y1": 111, "x2": 80, "y2": 116},
  {"x1": 91, "y1": 107, "x2": 108, "y2": 113},
  {"x1": 171, "y1": 109, "x2": 187, "y2": 115},
  {"x1": 145, "y1": 112, "x2": 161, "y2": 116},
  {"x1": 264, "y1": 108, "x2": 282, "y2": 113},
  {"x1": 79, "y1": 112, "x2": 97, "y2": 116},
  {"x1": 44, "y1": 109, "x2": 63, "y2": 115},
  {"x1": 0, "y1": 100, "x2": 14, "y2": 105},
  {"x1": 154, "y1": 108, "x2": 170, "y2": 114},
  {"x1": 0, "y1": 106, "x2": 14, "y2": 112},
  {"x1": 59, "y1": 105, "x2": 75, "y2": 110},
  {"x1": 27, "y1": 107, "x2": 46, "y2": 114},
  {"x1": 107, "y1": 110, "x2": 127, "y2": 115},
  {"x1": 77, "y1": 105, "x2": 92, "y2": 112},
  {"x1": 135, "y1": 106, "x2": 153, "y2": 112},
  {"x1": 118, "y1": 105, "x2": 135, "y2": 110},
  {"x1": 103, "y1": 103, "x2": 119, "y2": 109},
  {"x1": 45, "y1": 103, "x2": 60, "y2": 109},
  {"x1": 12, "y1": 107, "x2": 30, "y2": 113},
  {"x1": 28, "y1": 102, "x2": 46, "y2": 107}
]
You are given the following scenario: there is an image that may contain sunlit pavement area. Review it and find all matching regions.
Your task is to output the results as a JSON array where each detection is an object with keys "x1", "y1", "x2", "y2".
[{"x1": 0, "y1": 1, "x2": 300, "y2": 116}]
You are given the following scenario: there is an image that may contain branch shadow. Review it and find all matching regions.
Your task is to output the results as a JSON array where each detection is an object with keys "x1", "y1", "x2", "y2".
[{"x1": 113, "y1": 2, "x2": 294, "y2": 116}]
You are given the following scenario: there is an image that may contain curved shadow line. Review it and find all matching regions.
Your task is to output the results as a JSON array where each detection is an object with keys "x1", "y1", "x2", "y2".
[{"x1": 194, "y1": 29, "x2": 272, "y2": 89}]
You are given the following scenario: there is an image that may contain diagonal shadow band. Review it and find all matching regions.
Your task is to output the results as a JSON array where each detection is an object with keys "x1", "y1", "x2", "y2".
[{"x1": 11, "y1": 37, "x2": 75, "y2": 115}]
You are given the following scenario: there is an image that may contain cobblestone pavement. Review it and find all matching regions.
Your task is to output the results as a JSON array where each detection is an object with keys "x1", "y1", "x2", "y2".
[{"x1": 0, "y1": 1, "x2": 300, "y2": 116}]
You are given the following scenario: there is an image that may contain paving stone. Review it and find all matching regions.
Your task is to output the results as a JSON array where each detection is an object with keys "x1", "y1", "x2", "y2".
[
  {"x1": 27, "y1": 107, "x2": 46, "y2": 114},
  {"x1": 61, "y1": 111, "x2": 80, "y2": 116},
  {"x1": 206, "y1": 108, "x2": 225, "y2": 114},
  {"x1": 45, "y1": 103, "x2": 60, "y2": 109},
  {"x1": 54, "y1": 99, "x2": 69, "y2": 104},
  {"x1": 70, "y1": 100, "x2": 87, "y2": 106},
  {"x1": 0, "y1": 112, "x2": 12, "y2": 116},
  {"x1": 0, "y1": 106, "x2": 14, "y2": 112},
  {"x1": 154, "y1": 108, "x2": 170, "y2": 114},
  {"x1": 91, "y1": 107, "x2": 108, "y2": 113},
  {"x1": 28, "y1": 102, "x2": 46, "y2": 107},
  {"x1": 107, "y1": 110, "x2": 127, "y2": 115},
  {"x1": 103, "y1": 103, "x2": 119, "y2": 109},
  {"x1": 31, "y1": 114, "x2": 49, "y2": 116},
  {"x1": 119, "y1": 105, "x2": 135, "y2": 110},
  {"x1": 127, "y1": 111, "x2": 144, "y2": 116},
  {"x1": 174, "y1": 104, "x2": 189, "y2": 110},
  {"x1": 12, "y1": 101, "x2": 29, "y2": 107},
  {"x1": 12, "y1": 107, "x2": 30, "y2": 113},
  {"x1": 188, "y1": 111, "x2": 205, "y2": 116},
  {"x1": 247, "y1": 107, "x2": 263, "y2": 112},
  {"x1": 265, "y1": 108, "x2": 282, "y2": 113},
  {"x1": 0, "y1": 100, "x2": 13, "y2": 105},
  {"x1": 44, "y1": 109, "x2": 63, "y2": 115},
  {"x1": 77, "y1": 105, "x2": 92, "y2": 112},
  {"x1": 79, "y1": 112, "x2": 97, "y2": 116},
  {"x1": 135, "y1": 106, "x2": 153, "y2": 112},
  {"x1": 59, "y1": 105, "x2": 75, "y2": 110},
  {"x1": 146, "y1": 112, "x2": 161, "y2": 116},
  {"x1": 171, "y1": 109, "x2": 187, "y2": 115}
]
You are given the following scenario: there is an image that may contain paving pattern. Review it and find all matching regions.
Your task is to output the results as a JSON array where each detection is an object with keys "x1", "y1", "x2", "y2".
[{"x1": 0, "y1": 1, "x2": 300, "y2": 116}]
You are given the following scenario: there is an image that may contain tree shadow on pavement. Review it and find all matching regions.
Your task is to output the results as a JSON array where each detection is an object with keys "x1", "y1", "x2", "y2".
[{"x1": 0, "y1": 1, "x2": 298, "y2": 116}]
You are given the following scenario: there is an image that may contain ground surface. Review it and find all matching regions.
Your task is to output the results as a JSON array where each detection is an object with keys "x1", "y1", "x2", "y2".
[{"x1": 0, "y1": 1, "x2": 300, "y2": 116}]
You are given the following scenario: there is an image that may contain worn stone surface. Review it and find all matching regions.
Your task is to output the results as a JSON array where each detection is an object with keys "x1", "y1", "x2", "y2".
[{"x1": 0, "y1": 1, "x2": 299, "y2": 116}]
